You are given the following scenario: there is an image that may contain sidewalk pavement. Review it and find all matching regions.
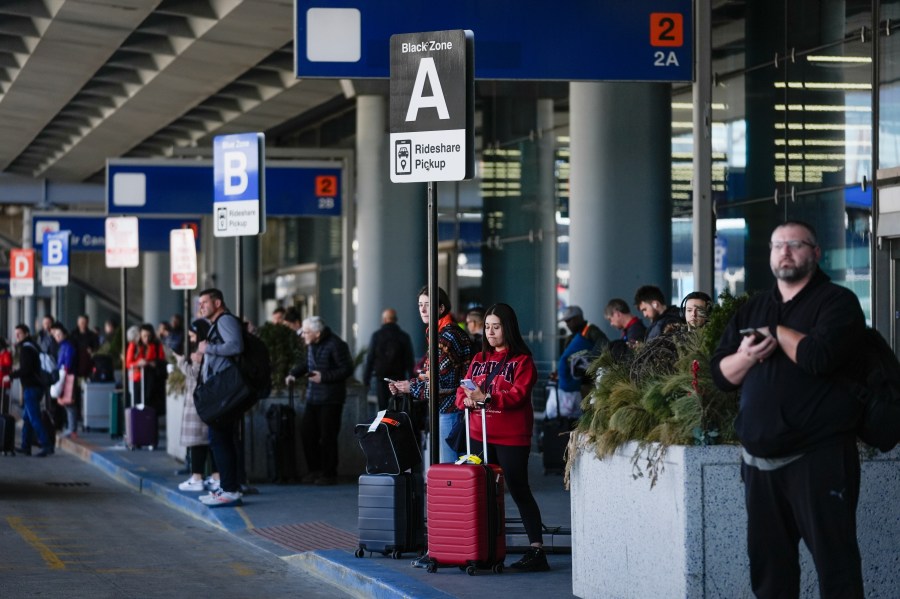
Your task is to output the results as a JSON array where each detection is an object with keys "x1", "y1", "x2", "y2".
[{"x1": 58, "y1": 430, "x2": 576, "y2": 599}]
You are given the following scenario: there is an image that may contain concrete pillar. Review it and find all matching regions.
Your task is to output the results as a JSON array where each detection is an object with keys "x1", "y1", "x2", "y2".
[
  {"x1": 569, "y1": 82, "x2": 673, "y2": 327},
  {"x1": 142, "y1": 252, "x2": 180, "y2": 327},
  {"x1": 355, "y1": 95, "x2": 427, "y2": 358}
]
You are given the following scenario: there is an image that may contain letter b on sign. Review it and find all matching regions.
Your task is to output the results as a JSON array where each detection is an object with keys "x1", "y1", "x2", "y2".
[
  {"x1": 47, "y1": 239, "x2": 63, "y2": 265},
  {"x1": 224, "y1": 152, "x2": 249, "y2": 195}
]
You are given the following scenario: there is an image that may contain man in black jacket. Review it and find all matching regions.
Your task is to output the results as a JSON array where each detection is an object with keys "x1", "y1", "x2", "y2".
[
  {"x1": 710, "y1": 221, "x2": 865, "y2": 598},
  {"x1": 363, "y1": 308, "x2": 414, "y2": 411},
  {"x1": 633, "y1": 285, "x2": 683, "y2": 341},
  {"x1": 5, "y1": 325, "x2": 52, "y2": 457},
  {"x1": 285, "y1": 316, "x2": 353, "y2": 485}
]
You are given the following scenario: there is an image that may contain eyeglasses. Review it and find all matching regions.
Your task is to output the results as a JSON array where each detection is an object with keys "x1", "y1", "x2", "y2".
[{"x1": 769, "y1": 240, "x2": 816, "y2": 251}]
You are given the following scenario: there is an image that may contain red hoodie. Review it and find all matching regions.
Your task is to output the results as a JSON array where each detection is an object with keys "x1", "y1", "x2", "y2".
[{"x1": 455, "y1": 348, "x2": 536, "y2": 447}]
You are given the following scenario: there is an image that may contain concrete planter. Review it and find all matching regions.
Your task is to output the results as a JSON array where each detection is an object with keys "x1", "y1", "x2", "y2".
[
  {"x1": 570, "y1": 440, "x2": 900, "y2": 599},
  {"x1": 165, "y1": 391, "x2": 187, "y2": 462}
]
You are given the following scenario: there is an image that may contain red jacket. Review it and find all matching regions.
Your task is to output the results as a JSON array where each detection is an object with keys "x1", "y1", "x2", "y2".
[
  {"x1": 455, "y1": 349, "x2": 536, "y2": 447},
  {"x1": 125, "y1": 341, "x2": 164, "y2": 382}
]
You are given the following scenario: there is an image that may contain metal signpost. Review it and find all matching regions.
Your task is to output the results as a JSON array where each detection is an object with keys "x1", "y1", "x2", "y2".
[
  {"x1": 390, "y1": 29, "x2": 474, "y2": 466},
  {"x1": 213, "y1": 132, "x2": 266, "y2": 320},
  {"x1": 105, "y1": 216, "x2": 140, "y2": 394}
]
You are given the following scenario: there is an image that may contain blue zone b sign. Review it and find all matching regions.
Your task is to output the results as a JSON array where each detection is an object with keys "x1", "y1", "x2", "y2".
[{"x1": 296, "y1": 0, "x2": 693, "y2": 82}]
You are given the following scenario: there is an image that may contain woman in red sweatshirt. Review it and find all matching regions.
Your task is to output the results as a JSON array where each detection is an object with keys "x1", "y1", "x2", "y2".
[{"x1": 456, "y1": 302, "x2": 549, "y2": 573}]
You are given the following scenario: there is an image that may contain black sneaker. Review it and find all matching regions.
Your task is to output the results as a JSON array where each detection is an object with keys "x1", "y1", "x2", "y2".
[{"x1": 509, "y1": 547, "x2": 550, "y2": 572}]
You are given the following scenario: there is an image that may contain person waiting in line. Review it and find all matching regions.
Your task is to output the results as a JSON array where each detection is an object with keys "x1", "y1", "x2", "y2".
[
  {"x1": 196, "y1": 288, "x2": 244, "y2": 507},
  {"x1": 125, "y1": 324, "x2": 166, "y2": 412},
  {"x1": 389, "y1": 286, "x2": 476, "y2": 464},
  {"x1": 603, "y1": 298, "x2": 647, "y2": 345},
  {"x1": 465, "y1": 306, "x2": 485, "y2": 346},
  {"x1": 363, "y1": 308, "x2": 415, "y2": 412},
  {"x1": 285, "y1": 316, "x2": 354, "y2": 486},
  {"x1": 681, "y1": 291, "x2": 713, "y2": 329},
  {"x1": 555, "y1": 305, "x2": 608, "y2": 409},
  {"x1": 634, "y1": 285, "x2": 684, "y2": 341},
  {"x1": 5, "y1": 325, "x2": 52, "y2": 457},
  {"x1": 458, "y1": 303, "x2": 549, "y2": 572},
  {"x1": 51, "y1": 323, "x2": 78, "y2": 438},
  {"x1": 173, "y1": 319, "x2": 219, "y2": 494}
]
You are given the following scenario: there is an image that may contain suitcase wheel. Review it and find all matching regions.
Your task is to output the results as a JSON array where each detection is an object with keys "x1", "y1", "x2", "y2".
[
  {"x1": 466, "y1": 565, "x2": 477, "y2": 576},
  {"x1": 492, "y1": 563, "x2": 504, "y2": 574},
  {"x1": 390, "y1": 550, "x2": 401, "y2": 560},
  {"x1": 426, "y1": 562, "x2": 438, "y2": 574},
  {"x1": 354, "y1": 548, "x2": 364, "y2": 558}
]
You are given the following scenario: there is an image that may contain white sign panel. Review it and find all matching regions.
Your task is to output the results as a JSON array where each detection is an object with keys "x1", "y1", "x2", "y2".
[
  {"x1": 105, "y1": 217, "x2": 140, "y2": 268},
  {"x1": 10, "y1": 248, "x2": 34, "y2": 297},
  {"x1": 170, "y1": 228, "x2": 198, "y2": 290},
  {"x1": 389, "y1": 29, "x2": 474, "y2": 183},
  {"x1": 41, "y1": 230, "x2": 70, "y2": 287}
]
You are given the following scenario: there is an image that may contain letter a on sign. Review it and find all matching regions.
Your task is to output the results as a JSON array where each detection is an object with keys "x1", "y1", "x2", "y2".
[{"x1": 405, "y1": 58, "x2": 450, "y2": 122}]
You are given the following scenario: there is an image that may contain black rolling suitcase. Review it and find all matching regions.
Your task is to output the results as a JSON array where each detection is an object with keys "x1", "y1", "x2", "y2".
[
  {"x1": 356, "y1": 472, "x2": 425, "y2": 559},
  {"x1": 1, "y1": 387, "x2": 15, "y2": 456},
  {"x1": 265, "y1": 384, "x2": 297, "y2": 483},
  {"x1": 541, "y1": 417, "x2": 576, "y2": 474}
]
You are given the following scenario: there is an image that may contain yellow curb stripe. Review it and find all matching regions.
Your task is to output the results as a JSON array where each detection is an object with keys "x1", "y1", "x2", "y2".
[
  {"x1": 234, "y1": 506, "x2": 254, "y2": 530},
  {"x1": 6, "y1": 516, "x2": 66, "y2": 570}
]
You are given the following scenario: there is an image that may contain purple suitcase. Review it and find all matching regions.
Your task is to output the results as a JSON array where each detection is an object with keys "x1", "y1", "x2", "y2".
[{"x1": 125, "y1": 367, "x2": 158, "y2": 450}]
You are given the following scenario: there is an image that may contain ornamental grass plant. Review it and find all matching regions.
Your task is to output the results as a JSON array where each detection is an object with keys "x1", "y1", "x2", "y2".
[{"x1": 566, "y1": 291, "x2": 747, "y2": 487}]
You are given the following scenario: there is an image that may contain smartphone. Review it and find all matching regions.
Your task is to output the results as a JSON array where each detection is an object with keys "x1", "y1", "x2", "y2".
[
  {"x1": 383, "y1": 377, "x2": 396, "y2": 384},
  {"x1": 460, "y1": 379, "x2": 477, "y2": 391},
  {"x1": 739, "y1": 328, "x2": 766, "y2": 343}
]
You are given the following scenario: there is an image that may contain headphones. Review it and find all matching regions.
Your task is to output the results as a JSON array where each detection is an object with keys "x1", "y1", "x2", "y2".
[{"x1": 680, "y1": 291, "x2": 712, "y2": 319}]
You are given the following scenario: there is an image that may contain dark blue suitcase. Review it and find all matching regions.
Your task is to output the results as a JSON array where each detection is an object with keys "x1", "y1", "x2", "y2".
[{"x1": 356, "y1": 473, "x2": 425, "y2": 559}]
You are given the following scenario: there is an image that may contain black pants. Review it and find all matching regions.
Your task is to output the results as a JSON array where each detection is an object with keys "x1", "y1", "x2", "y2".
[
  {"x1": 742, "y1": 436, "x2": 863, "y2": 599},
  {"x1": 301, "y1": 403, "x2": 343, "y2": 478},
  {"x1": 470, "y1": 440, "x2": 544, "y2": 545}
]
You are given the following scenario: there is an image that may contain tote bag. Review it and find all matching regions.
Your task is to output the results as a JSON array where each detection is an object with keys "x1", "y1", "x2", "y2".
[{"x1": 193, "y1": 363, "x2": 253, "y2": 426}]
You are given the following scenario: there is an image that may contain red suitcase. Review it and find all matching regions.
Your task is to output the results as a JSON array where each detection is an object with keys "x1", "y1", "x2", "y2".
[{"x1": 425, "y1": 406, "x2": 506, "y2": 575}]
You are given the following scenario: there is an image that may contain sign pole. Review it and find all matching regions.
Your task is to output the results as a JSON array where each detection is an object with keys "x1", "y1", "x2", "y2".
[
  {"x1": 235, "y1": 237, "x2": 243, "y2": 320},
  {"x1": 183, "y1": 291, "x2": 190, "y2": 358},
  {"x1": 427, "y1": 181, "x2": 440, "y2": 467},
  {"x1": 120, "y1": 267, "x2": 128, "y2": 407}
]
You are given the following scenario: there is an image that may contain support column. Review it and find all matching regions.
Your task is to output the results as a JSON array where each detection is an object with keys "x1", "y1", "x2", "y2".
[
  {"x1": 569, "y1": 82, "x2": 673, "y2": 325},
  {"x1": 142, "y1": 252, "x2": 180, "y2": 327},
  {"x1": 355, "y1": 95, "x2": 427, "y2": 358}
]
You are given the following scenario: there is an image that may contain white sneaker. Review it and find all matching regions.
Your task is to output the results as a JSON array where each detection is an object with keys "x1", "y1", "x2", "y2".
[
  {"x1": 199, "y1": 489, "x2": 242, "y2": 507},
  {"x1": 178, "y1": 478, "x2": 205, "y2": 492},
  {"x1": 204, "y1": 477, "x2": 221, "y2": 492}
]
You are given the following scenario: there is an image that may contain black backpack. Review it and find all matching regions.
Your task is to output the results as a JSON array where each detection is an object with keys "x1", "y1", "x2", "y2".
[
  {"x1": 213, "y1": 314, "x2": 273, "y2": 402},
  {"x1": 852, "y1": 328, "x2": 900, "y2": 452}
]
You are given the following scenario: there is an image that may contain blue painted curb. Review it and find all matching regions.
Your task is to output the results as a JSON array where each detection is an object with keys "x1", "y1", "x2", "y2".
[{"x1": 289, "y1": 549, "x2": 457, "y2": 599}]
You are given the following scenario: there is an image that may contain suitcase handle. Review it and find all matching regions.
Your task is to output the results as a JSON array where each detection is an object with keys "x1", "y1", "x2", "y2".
[{"x1": 460, "y1": 401, "x2": 489, "y2": 464}]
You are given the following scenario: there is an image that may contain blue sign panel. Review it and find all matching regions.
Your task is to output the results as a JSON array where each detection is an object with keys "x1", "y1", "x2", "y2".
[
  {"x1": 295, "y1": 0, "x2": 693, "y2": 82},
  {"x1": 33, "y1": 214, "x2": 201, "y2": 253},
  {"x1": 42, "y1": 231, "x2": 70, "y2": 267},
  {"x1": 214, "y1": 132, "x2": 265, "y2": 237},
  {"x1": 107, "y1": 160, "x2": 341, "y2": 217}
]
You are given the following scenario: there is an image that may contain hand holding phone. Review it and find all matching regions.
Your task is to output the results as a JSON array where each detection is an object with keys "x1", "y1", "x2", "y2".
[
  {"x1": 383, "y1": 377, "x2": 396, "y2": 384},
  {"x1": 739, "y1": 328, "x2": 766, "y2": 343},
  {"x1": 460, "y1": 379, "x2": 477, "y2": 391}
]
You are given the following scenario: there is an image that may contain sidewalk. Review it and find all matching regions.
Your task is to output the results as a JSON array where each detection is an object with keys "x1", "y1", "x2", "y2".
[{"x1": 58, "y1": 430, "x2": 576, "y2": 599}]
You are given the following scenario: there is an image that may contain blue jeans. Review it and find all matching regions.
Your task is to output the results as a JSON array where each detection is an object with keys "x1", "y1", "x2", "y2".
[
  {"x1": 439, "y1": 411, "x2": 460, "y2": 464},
  {"x1": 208, "y1": 419, "x2": 240, "y2": 493},
  {"x1": 21, "y1": 386, "x2": 49, "y2": 450}
]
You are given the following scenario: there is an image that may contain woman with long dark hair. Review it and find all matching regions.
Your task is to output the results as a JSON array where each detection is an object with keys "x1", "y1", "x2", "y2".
[{"x1": 456, "y1": 302, "x2": 549, "y2": 572}]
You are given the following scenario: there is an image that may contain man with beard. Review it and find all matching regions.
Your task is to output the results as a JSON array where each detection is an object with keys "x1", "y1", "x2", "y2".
[
  {"x1": 633, "y1": 285, "x2": 683, "y2": 341},
  {"x1": 710, "y1": 221, "x2": 866, "y2": 598}
]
